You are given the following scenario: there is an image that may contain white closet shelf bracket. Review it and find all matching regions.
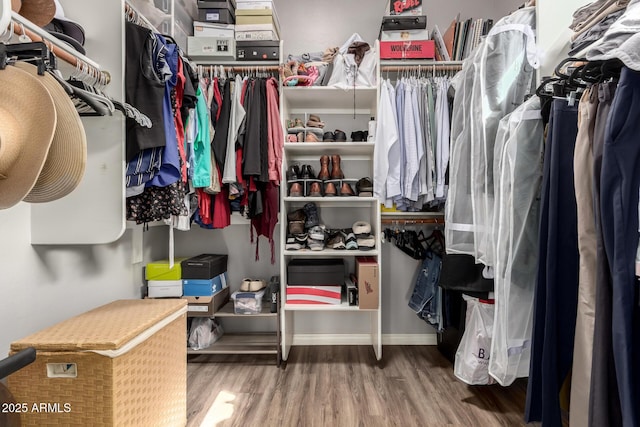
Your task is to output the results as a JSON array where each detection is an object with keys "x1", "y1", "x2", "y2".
[{"x1": 8, "y1": 11, "x2": 110, "y2": 85}]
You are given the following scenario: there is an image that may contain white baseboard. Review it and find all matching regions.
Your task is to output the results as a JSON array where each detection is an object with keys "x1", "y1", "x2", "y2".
[{"x1": 291, "y1": 333, "x2": 437, "y2": 346}]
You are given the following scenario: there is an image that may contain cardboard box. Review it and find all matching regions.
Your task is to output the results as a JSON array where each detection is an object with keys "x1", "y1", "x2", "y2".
[
  {"x1": 188, "y1": 36, "x2": 235, "y2": 59},
  {"x1": 356, "y1": 257, "x2": 379, "y2": 309},
  {"x1": 8, "y1": 299, "x2": 187, "y2": 426},
  {"x1": 380, "y1": 40, "x2": 435, "y2": 59},
  {"x1": 287, "y1": 258, "x2": 345, "y2": 286},
  {"x1": 380, "y1": 29, "x2": 429, "y2": 41},
  {"x1": 198, "y1": 0, "x2": 236, "y2": 9},
  {"x1": 185, "y1": 287, "x2": 230, "y2": 317},
  {"x1": 198, "y1": 8, "x2": 235, "y2": 24},
  {"x1": 286, "y1": 285, "x2": 342, "y2": 305},
  {"x1": 145, "y1": 258, "x2": 187, "y2": 281},
  {"x1": 193, "y1": 21, "x2": 235, "y2": 38},
  {"x1": 236, "y1": 0, "x2": 273, "y2": 10},
  {"x1": 183, "y1": 272, "x2": 228, "y2": 296},
  {"x1": 181, "y1": 254, "x2": 228, "y2": 279},
  {"x1": 148, "y1": 280, "x2": 183, "y2": 298},
  {"x1": 388, "y1": 0, "x2": 423, "y2": 15}
]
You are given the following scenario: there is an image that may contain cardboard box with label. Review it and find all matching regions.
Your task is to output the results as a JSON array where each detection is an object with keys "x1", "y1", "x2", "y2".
[{"x1": 356, "y1": 257, "x2": 379, "y2": 309}]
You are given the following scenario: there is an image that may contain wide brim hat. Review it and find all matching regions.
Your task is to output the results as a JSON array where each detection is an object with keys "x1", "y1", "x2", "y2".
[
  {"x1": 14, "y1": 62, "x2": 86, "y2": 203},
  {"x1": 0, "y1": 65, "x2": 57, "y2": 210},
  {"x1": 18, "y1": 0, "x2": 56, "y2": 27}
]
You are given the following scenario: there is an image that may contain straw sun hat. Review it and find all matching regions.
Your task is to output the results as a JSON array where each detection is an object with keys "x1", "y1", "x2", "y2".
[
  {"x1": 0, "y1": 65, "x2": 57, "y2": 209},
  {"x1": 14, "y1": 62, "x2": 87, "y2": 203},
  {"x1": 17, "y1": 0, "x2": 57, "y2": 27}
]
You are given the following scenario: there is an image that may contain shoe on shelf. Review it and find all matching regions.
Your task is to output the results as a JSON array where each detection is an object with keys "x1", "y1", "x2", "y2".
[
  {"x1": 334, "y1": 129, "x2": 347, "y2": 142},
  {"x1": 289, "y1": 220, "x2": 305, "y2": 235},
  {"x1": 309, "y1": 182, "x2": 323, "y2": 197},
  {"x1": 306, "y1": 114, "x2": 325, "y2": 128},
  {"x1": 288, "y1": 118, "x2": 304, "y2": 130},
  {"x1": 327, "y1": 230, "x2": 346, "y2": 249},
  {"x1": 287, "y1": 134, "x2": 298, "y2": 142},
  {"x1": 287, "y1": 208, "x2": 306, "y2": 222},
  {"x1": 343, "y1": 228, "x2": 359, "y2": 250},
  {"x1": 307, "y1": 238, "x2": 325, "y2": 251},
  {"x1": 289, "y1": 182, "x2": 303, "y2": 197},
  {"x1": 323, "y1": 131, "x2": 335, "y2": 142},
  {"x1": 301, "y1": 164, "x2": 316, "y2": 179},
  {"x1": 340, "y1": 182, "x2": 355, "y2": 197},
  {"x1": 287, "y1": 164, "x2": 300, "y2": 180},
  {"x1": 330, "y1": 155, "x2": 344, "y2": 179},
  {"x1": 240, "y1": 278, "x2": 266, "y2": 292},
  {"x1": 305, "y1": 132, "x2": 320, "y2": 142},
  {"x1": 297, "y1": 131, "x2": 304, "y2": 142},
  {"x1": 356, "y1": 234, "x2": 376, "y2": 249},
  {"x1": 352, "y1": 221, "x2": 372, "y2": 235},
  {"x1": 285, "y1": 234, "x2": 307, "y2": 250},
  {"x1": 356, "y1": 177, "x2": 373, "y2": 197},
  {"x1": 303, "y1": 202, "x2": 319, "y2": 229},
  {"x1": 351, "y1": 130, "x2": 365, "y2": 142},
  {"x1": 308, "y1": 225, "x2": 327, "y2": 241},
  {"x1": 324, "y1": 181, "x2": 337, "y2": 196},
  {"x1": 318, "y1": 155, "x2": 330, "y2": 180}
]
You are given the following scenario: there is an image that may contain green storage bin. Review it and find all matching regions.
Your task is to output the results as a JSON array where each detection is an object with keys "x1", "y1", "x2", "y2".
[{"x1": 145, "y1": 258, "x2": 187, "y2": 281}]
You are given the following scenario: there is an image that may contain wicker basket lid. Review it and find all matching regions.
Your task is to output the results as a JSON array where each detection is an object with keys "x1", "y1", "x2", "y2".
[{"x1": 11, "y1": 299, "x2": 186, "y2": 352}]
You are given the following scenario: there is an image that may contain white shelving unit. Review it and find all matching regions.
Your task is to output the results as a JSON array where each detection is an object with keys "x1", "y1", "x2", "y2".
[{"x1": 279, "y1": 46, "x2": 382, "y2": 361}]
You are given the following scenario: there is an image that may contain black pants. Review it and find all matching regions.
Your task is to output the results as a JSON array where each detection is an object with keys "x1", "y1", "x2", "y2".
[{"x1": 526, "y1": 99, "x2": 579, "y2": 426}]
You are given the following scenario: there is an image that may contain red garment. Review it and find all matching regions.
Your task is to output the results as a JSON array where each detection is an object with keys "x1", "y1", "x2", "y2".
[
  {"x1": 251, "y1": 182, "x2": 279, "y2": 263},
  {"x1": 196, "y1": 188, "x2": 213, "y2": 225},
  {"x1": 266, "y1": 77, "x2": 283, "y2": 183},
  {"x1": 174, "y1": 58, "x2": 187, "y2": 182},
  {"x1": 212, "y1": 168, "x2": 231, "y2": 229},
  {"x1": 213, "y1": 77, "x2": 223, "y2": 122}
]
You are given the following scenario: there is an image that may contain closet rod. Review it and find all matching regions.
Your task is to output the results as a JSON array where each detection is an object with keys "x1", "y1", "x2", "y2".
[
  {"x1": 381, "y1": 217, "x2": 445, "y2": 225},
  {"x1": 380, "y1": 65, "x2": 463, "y2": 72},
  {"x1": 198, "y1": 65, "x2": 281, "y2": 72},
  {"x1": 124, "y1": 2, "x2": 158, "y2": 33},
  {"x1": 9, "y1": 11, "x2": 110, "y2": 84}
]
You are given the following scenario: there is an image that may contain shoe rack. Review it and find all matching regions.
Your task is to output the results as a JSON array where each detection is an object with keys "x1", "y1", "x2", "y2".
[{"x1": 279, "y1": 42, "x2": 382, "y2": 362}]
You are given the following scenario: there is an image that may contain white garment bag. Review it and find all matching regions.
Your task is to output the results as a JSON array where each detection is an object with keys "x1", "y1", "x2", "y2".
[{"x1": 327, "y1": 33, "x2": 377, "y2": 88}]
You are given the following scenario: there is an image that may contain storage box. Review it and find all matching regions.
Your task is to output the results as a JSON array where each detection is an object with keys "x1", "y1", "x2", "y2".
[
  {"x1": 198, "y1": 0, "x2": 236, "y2": 10},
  {"x1": 286, "y1": 285, "x2": 342, "y2": 305},
  {"x1": 193, "y1": 21, "x2": 235, "y2": 38},
  {"x1": 183, "y1": 272, "x2": 228, "y2": 296},
  {"x1": 380, "y1": 40, "x2": 435, "y2": 59},
  {"x1": 231, "y1": 288, "x2": 266, "y2": 314},
  {"x1": 380, "y1": 28, "x2": 430, "y2": 41},
  {"x1": 188, "y1": 36, "x2": 236, "y2": 59},
  {"x1": 356, "y1": 257, "x2": 379, "y2": 309},
  {"x1": 145, "y1": 258, "x2": 187, "y2": 281},
  {"x1": 388, "y1": 0, "x2": 423, "y2": 16},
  {"x1": 198, "y1": 8, "x2": 235, "y2": 24},
  {"x1": 148, "y1": 280, "x2": 183, "y2": 298},
  {"x1": 8, "y1": 299, "x2": 187, "y2": 427},
  {"x1": 287, "y1": 258, "x2": 345, "y2": 286},
  {"x1": 381, "y1": 15, "x2": 427, "y2": 31},
  {"x1": 235, "y1": 29, "x2": 278, "y2": 41},
  {"x1": 236, "y1": 40, "x2": 279, "y2": 60},
  {"x1": 181, "y1": 254, "x2": 228, "y2": 279},
  {"x1": 185, "y1": 287, "x2": 230, "y2": 316},
  {"x1": 236, "y1": 0, "x2": 273, "y2": 10}
]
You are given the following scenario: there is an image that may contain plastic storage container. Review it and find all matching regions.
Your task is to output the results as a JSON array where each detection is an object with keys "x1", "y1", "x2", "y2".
[{"x1": 231, "y1": 288, "x2": 266, "y2": 314}]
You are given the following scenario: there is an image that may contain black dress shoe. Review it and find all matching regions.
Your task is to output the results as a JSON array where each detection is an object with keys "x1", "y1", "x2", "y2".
[
  {"x1": 351, "y1": 131, "x2": 365, "y2": 142},
  {"x1": 323, "y1": 131, "x2": 335, "y2": 142},
  {"x1": 287, "y1": 164, "x2": 300, "y2": 180},
  {"x1": 334, "y1": 129, "x2": 347, "y2": 142},
  {"x1": 301, "y1": 164, "x2": 316, "y2": 179}
]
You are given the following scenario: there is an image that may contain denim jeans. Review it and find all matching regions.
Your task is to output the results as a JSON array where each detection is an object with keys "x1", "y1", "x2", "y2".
[{"x1": 409, "y1": 251, "x2": 442, "y2": 327}]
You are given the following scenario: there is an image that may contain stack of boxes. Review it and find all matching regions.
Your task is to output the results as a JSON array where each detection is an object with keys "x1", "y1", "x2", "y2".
[
  {"x1": 145, "y1": 258, "x2": 186, "y2": 298},
  {"x1": 379, "y1": 0, "x2": 434, "y2": 59},
  {"x1": 188, "y1": 0, "x2": 280, "y2": 61}
]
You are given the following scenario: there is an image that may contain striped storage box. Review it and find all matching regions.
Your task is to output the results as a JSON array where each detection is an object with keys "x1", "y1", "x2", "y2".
[
  {"x1": 286, "y1": 285, "x2": 342, "y2": 305},
  {"x1": 8, "y1": 299, "x2": 187, "y2": 427}
]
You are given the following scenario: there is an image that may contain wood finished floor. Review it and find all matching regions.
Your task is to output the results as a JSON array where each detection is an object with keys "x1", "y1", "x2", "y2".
[{"x1": 187, "y1": 345, "x2": 532, "y2": 427}]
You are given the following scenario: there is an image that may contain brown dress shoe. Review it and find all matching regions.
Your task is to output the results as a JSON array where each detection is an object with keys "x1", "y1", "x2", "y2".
[
  {"x1": 305, "y1": 132, "x2": 320, "y2": 142},
  {"x1": 297, "y1": 132, "x2": 304, "y2": 142},
  {"x1": 330, "y1": 155, "x2": 344, "y2": 179},
  {"x1": 309, "y1": 182, "x2": 323, "y2": 197},
  {"x1": 289, "y1": 182, "x2": 303, "y2": 197},
  {"x1": 324, "y1": 182, "x2": 337, "y2": 197},
  {"x1": 340, "y1": 182, "x2": 355, "y2": 196},
  {"x1": 318, "y1": 155, "x2": 330, "y2": 180}
]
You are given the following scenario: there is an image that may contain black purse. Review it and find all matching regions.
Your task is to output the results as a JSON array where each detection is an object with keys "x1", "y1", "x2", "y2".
[{"x1": 438, "y1": 254, "x2": 494, "y2": 293}]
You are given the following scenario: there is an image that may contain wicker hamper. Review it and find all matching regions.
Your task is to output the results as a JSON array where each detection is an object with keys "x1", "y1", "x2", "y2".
[{"x1": 7, "y1": 299, "x2": 187, "y2": 427}]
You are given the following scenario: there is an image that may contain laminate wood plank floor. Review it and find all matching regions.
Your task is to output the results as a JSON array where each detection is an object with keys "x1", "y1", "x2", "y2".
[{"x1": 187, "y1": 345, "x2": 533, "y2": 427}]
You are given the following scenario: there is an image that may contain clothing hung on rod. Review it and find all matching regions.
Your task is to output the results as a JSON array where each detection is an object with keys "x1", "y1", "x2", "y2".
[{"x1": 374, "y1": 74, "x2": 452, "y2": 212}]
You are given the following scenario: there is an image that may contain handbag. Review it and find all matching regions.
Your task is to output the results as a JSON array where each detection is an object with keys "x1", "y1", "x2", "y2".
[{"x1": 438, "y1": 253, "x2": 494, "y2": 293}]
